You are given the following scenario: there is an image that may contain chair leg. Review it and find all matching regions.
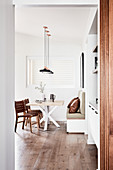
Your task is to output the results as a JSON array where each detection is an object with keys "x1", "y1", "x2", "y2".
[
  {"x1": 39, "y1": 113, "x2": 43, "y2": 127},
  {"x1": 22, "y1": 117, "x2": 25, "y2": 130},
  {"x1": 36, "y1": 115, "x2": 39, "y2": 130},
  {"x1": 15, "y1": 118, "x2": 18, "y2": 132},
  {"x1": 25, "y1": 117, "x2": 28, "y2": 126},
  {"x1": 29, "y1": 117, "x2": 32, "y2": 133},
  {"x1": 38, "y1": 114, "x2": 40, "y2": 128}
]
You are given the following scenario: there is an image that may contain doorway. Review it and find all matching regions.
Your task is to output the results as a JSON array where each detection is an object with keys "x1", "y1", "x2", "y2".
[{"x1": 16, "y1": 4, "x2": 99, "y2": 169}]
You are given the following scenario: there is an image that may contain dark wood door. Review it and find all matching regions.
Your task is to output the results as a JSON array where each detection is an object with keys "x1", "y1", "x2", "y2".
[{"x1": 100, "y1": 0, "x2": 113, "y2": 169}]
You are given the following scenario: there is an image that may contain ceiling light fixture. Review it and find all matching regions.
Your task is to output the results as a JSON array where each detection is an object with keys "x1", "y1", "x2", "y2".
[{"x1": 39, "y1": 26, "x2": 54, "y2": 74}]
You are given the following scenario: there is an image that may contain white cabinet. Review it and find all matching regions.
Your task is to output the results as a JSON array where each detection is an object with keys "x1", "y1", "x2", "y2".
[{"x1": 88, "y1": 103, "x2": 99, "y2": 148}]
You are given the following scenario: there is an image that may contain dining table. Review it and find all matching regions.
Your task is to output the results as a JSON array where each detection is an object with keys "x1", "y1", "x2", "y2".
[{"x1": 26, "y1": 100, "x2": 64, "y2": 131}]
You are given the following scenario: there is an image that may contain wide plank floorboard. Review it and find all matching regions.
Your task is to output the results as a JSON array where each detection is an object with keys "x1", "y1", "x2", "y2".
[{"x1": 15, "y1": 122, "x2": 97, "y2": 170}]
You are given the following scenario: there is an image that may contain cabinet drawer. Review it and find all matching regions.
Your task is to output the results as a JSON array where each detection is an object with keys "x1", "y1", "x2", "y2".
[{"x1": 88, "y1": 105, "x2": 99, "y2": 147}]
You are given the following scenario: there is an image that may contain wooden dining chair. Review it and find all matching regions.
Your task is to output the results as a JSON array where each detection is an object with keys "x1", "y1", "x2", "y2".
[
  {"x1": 15, "y1": 100, "x2": 39, "y2": 133},
  {"x1": 24, "y1": 98, "x2": 43, "y2": 127}
]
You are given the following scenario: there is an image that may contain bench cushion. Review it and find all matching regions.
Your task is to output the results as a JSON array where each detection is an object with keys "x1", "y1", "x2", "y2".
[{"x1": 67, "y1": 108, "x2": 85, "y2": 119}]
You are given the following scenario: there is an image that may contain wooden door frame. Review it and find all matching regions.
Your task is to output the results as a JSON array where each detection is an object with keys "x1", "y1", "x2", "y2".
[{"x1": 100, "y1": 0, "x2": 113, "y2": 169}]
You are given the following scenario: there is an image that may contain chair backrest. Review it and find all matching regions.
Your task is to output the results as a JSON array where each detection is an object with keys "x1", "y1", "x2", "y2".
[
  {"x1": 24, "y1": 98, "x2": 30, "y2": 112},
  {"x1": 15, "y1": 100, "x2": 25, "y2": 114},
  {"x1": 78, "y1": 90, "x2": 85, "y2": 114}
]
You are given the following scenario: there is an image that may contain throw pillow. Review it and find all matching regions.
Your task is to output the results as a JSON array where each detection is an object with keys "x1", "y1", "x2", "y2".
[
  {"x1": 69, "y1": 98, "x2": 80, "y2": 113},
  {"x1": 67, "y1": 97, "x2": 78, "y2": 108}
]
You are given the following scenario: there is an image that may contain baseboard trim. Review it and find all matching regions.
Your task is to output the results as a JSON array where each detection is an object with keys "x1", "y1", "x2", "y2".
[{"x1": 87, "y1": 139, "x2": 95, "y2": 145}]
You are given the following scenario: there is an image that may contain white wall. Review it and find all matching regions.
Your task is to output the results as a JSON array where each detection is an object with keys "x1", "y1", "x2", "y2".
[
  {"x1": 15, "y1": 32, "x2": 81, "y2": 121},
  {"x1": 86, "y1": 34, "x2": 97, "y2": 102},
  {"x1": 0, "y1": 0, "x2": 15, "y2": 170}
]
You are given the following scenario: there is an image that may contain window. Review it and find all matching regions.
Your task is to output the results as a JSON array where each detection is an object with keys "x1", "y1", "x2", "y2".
[{"x1": 26, "y1": 56, "x2": 75, "y2": 88}]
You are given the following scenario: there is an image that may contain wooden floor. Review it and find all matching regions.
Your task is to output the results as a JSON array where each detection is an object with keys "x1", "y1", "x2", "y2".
[{"x1": 15, "y1": 122, "x2": 98, "y2": 170}]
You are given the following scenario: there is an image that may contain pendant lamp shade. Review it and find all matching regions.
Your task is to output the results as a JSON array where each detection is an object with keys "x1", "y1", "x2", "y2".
[
  {"x1": 40, "y1": 67, "x2": 54, "y2": 74},
  {"x1": 39, "y1": 26, "x2": 54, "y2": 74}
]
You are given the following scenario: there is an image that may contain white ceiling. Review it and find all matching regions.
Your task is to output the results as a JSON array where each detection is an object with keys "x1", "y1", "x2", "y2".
[
  {"x1": 15, "y1": 7, "x2": 97, "y2": 44},
  {"x1": 13, "y1": 0, "x2": 98, "y2": 6}
]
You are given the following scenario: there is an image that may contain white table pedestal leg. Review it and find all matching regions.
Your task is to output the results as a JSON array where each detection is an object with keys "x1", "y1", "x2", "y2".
[
  {"x1": 44, "y1": 113, "x2": 48, "y2": 131},
  {"x1": 48, "y1": 115, "x2": 60, "y2": 127},
  {"x1": 39, "y1": 105, "x2": 60, "y2": 131},
  {"x1": 48, "y1": 106, "x2": 60, "y2": 128},
  {"x1": 40, "y1": 117, "x2": 45, "y2": 124}
]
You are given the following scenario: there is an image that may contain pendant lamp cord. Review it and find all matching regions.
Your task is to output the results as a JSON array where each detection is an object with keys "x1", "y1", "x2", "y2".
[
  {"x1": 44, "y1": 28, "x2": 46, "y2": 67},
  {"x1": 43, "y1": 26, "x2": 51, "y2": 69},
  {"x1": 48, "y1": 35, "x2": 49, "y2": 68}
]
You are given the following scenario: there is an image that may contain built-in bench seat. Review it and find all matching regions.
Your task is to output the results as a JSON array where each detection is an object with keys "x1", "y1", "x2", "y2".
[
  {"x1": 66, "y1": 90, "x2": 86, "y2": 133},
  {"x1": 67, "y1": 109, "x2": 85, "y2": 119}
]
